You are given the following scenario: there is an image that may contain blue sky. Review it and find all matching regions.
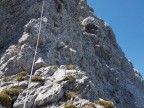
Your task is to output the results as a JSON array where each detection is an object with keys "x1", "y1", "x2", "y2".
[{"x1": 87, "y1": 0, "x2": 144, "y2": 77}]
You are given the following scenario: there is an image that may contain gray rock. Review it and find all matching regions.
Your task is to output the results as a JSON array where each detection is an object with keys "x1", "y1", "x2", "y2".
[
  {"x1": 0, "y1": 105, "x2": 4, "y2": 108},
  {"x1": 95, "y1": 105, "x2": 104, "y2": 108},
  {"x1": 13, "y1": 90, "x2": 37, "y2": 108},
  {"x1": 0, "y1": 0, "x2": 144, "y2": 108},
  {"x1": 35, "y1": 57, "x2": 47, "y2": 70},
  {"x1": 19, "y1": 81, "x2": 28, "y2": 89},
  {"x1": 73, "y1": 98, "x2": 89, "y2": 107},
  {"x1": 1, "y1": 82, "x2": 14, "y2": 87},
  {"x1": 29, "y1": 82, "x2": 42, "y2": 89},
  {"x1": 34, "y1": 84, "x2": 64, "y2": 106},
  {"x1": 34, "y1": 66, "x2": 54, "y2": 77}
]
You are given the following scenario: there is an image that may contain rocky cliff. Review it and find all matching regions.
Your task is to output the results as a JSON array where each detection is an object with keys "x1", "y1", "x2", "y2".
[{"x1": 0, "y1": 0, "x2": 144, "y2": 108}]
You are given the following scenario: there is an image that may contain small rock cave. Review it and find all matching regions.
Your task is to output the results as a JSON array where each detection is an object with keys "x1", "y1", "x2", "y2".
[{"x1": 85, "y1": 23, "x2": 98, "y2": 34}]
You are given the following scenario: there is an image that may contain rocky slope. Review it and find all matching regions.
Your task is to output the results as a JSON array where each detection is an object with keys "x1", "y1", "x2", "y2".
[{"x1": 0, "y1": 0, "x2": 144, "y2": 108}]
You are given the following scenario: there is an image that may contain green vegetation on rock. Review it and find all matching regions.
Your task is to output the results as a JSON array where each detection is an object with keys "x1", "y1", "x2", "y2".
[
  {"x1": 66, "y1": 92, "x2": 76, "y2": 99},
  {"x1": 31, "y1": 76, "x2": 43, "y2": 82},
  {"x1": 95, "y1": 100, "x2": 114, "y2": 108},
  {"x1": 17, "y1": 71, "x2": 27, "y2": 77},
  {"x1": 2, "y1": 87, "x2": 22, "y2": 98},
  {"x1": 0, "y1": 93, "x2": 12, "y2": 107},
  {"x1": 16, "y1": 75, "x2": 24, "y2": 81},
  {"x1": 2, "y1": 75, "x2": 11, "y2": 82},
  {"x1": 82, "y1": 103, "x2": 96, "y2": 108},
  {"x1": 65, "y1": 65, "x2": 76, "y2": 70},
  {"x1": 0, "y1": 87, "x2": 22, "y2": 107},
  {"x1": 51, "y1": 65, "x2": 58, "y2": 71},
  {"x1": 64, "y1": 75, "x2": 76, "y2": 83},
  {"x1": 16, "y1": 71, "x2": 27, "y2": 81},
  {"x1": 64, "y1": 104, "x2": 77, "y2": 108}
]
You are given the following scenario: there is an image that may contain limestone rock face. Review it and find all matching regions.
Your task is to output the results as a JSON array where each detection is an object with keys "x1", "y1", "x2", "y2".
[{"x1": 0, "y1": 0, "x2": 144, "y2": 108}]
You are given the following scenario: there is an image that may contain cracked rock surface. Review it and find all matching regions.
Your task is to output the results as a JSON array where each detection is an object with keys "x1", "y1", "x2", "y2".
[{"x1": 0, "y1": 0, "x2": 144, "y2": 108}]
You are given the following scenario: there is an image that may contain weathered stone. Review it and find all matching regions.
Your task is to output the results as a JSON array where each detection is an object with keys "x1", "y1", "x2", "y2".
[
  {"x1": 0, "y1": 0, "x2": 144, "y2": 108},
  {"x1": 35, "y1": 57, "x2": 47, "y2": 70},
  {"x1": 19, "y1": 81, "x2": 28, "y2": 89},
  {"x1": 0, "y1": 105, "x2": 4, "y2": 108},
  {"x1": 34, "y1": 84, "x2": 64, "y2": 106},
  {"x1": 73, "y1": 98, "x2": 89, "y2": 107},
  {"x1": 1, "y1": 82, "x2": 14, "y2": 87},
  {"x1": 13, "y1": 91, "x2": 37, "y2": 108}
]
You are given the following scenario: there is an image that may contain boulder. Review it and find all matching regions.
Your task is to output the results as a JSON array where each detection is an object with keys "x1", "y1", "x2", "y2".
[{"x1": 34, "y1": 84, "x2": 64, "y2": 106}]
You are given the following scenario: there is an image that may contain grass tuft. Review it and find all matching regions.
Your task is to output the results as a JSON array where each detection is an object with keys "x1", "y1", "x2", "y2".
[
  {"x1": 95, "y1": 100, "x2": 114, "y2": 108},
  {"x1": 31, "y1": 76, "x2": 43, "y2": 82},
  {"x1": 82, "y1": 103, "x2": 96, "y2": 108},
  {"x1": 17, "y1": 71, "x2": 27, "y2": 77},
  {"x1": 2, "y1": 87, "x2": 22, "y2": 98},
  {"x1": 65, "y1": 65, "x2": 76, "y2": 70},
  {"x1": 64, "y1": 75, "x2": 76, "y2": 83},
  {"x1": 66, "y1": 92, "x2": 76, "y2": 99},
  {"x1": 72, "y1": 87, "x2": 80, "y2": 91},
  {"x1": 16, "y1": 75, "x2": 24, "y2": 81},
  {"x1": 0, "y1": 93, "x2": 12, "y2": 107},
  {"x1": 50, "y1": 65, "x2": 58, "y2": 71},
  {"x1": 2, "y1": 76, "x2": 11, "y2": 82},
  {"x1": 64, "y1": 104, "x2": 77, "y2": 108},
  {"x1": 16, "y1": 71, "x2": 27, "y2": 81}
]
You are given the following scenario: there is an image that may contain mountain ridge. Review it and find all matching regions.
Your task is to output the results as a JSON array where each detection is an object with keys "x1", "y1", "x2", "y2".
[{"x1": 0, "y1": 0, "x2": 144, "y2": 108}]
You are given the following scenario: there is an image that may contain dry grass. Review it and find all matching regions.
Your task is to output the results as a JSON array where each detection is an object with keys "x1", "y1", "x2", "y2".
[
  {"x1": 2, "y1": 76, "x2": 11, "y2": 82},
  {"x1": 95, "y1": 100, "x2": 114, "y2": 108},
  {"x1": 64, "y1": 75, "x2": 76, "y2": 83},
  {"x1": 31, "y1": 76, "x2": 43, "y2": 82},
  {"x1": 64, "y1": 104, "x2": 77, "y2": 108},
  {"x1": 82, "y1": 103, "x2": 96, "y2": 108},
  {"x1": 2, "y1": 87, "x2": 22, "y2": 98},
  {"x1": 50, "y1": 65, "x2": 58, "y2": 71},
  {"x1": 66, "y1": 92, "x2": 76, "y2": 99},
  {"x1": 0, "y1": 87, "x2": 22, "y2": 107},
  {"x1": 65, "y1": 65, "x2": 76, "y2": 70},
  {"x1": 17, "y1": 71, "x2": 27, "y2": 77},
  {"x1": 16, "y1": 75, "x2": 24, "y2": 81},
  {"x1": 16, "y1": 71, "x2": 27, "y2": 81},
  {"x1": 0, "y1": 93, "x2": 12, "y2": 107},
  {"x1": 72, "y1": 87, "x2": 80, "y2": 91}
]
